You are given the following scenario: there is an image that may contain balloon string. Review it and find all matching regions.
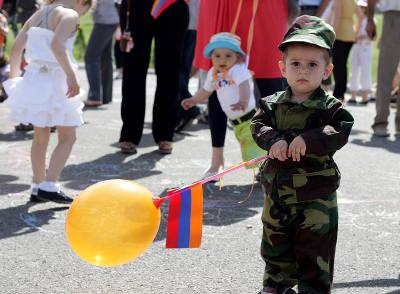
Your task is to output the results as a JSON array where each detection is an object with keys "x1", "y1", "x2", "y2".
[
  {"x1": 237, "y1": 169, "x2": 256, "y2": 204},
  {"x1": 153, "y1": 154, "x2": 270, "y2": 207}
]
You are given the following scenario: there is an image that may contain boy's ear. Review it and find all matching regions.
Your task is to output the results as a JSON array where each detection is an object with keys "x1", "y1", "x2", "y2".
[
  {"x1": 278, "y1": 60, "x2": 286, "y2": 77},
  {"x1": 323, "y1": 63, "x2": 334, "y2": 80}
]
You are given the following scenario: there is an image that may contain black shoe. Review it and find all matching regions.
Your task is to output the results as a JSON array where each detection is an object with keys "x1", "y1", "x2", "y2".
[
  {"x1": 37, "y1": 189, "x2": 73, "y2": 204},
  {"x1": 175, "y1": 107, "x2": 201, "y2": 132},
  {"x1": 29, "y1": 194, "x2": 47, "y2": 203}
]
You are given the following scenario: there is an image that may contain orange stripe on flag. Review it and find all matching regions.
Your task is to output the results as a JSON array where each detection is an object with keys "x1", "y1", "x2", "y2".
[{"x1": 189, "y1": 183, "x2": 203, "y2": 248}]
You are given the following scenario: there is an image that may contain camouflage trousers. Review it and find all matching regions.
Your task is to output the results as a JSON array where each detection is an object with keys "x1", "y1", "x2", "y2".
[{"x1": 261, "y1": 190, "x2": 338, "y2": 294}]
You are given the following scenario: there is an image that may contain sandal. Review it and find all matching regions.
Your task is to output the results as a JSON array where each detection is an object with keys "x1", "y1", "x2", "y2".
[
  {"x1": 84, "y1": 100, "x2": 102, "y2": 108},
  {"x1": 158, "y1": 141, "x2": 173, "y2": 154},
  {"x1": 347, "y1": 99, "x2": 357, "y2": 104},
  {"x1": 119, "y1": 141, "x2": 137, "y2": 154}
]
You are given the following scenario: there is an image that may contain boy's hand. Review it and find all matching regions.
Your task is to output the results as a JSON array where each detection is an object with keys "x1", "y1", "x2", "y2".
[
  {"x1": 288, "y1": 135, "x2": 306, "y2": 161},
  {"x1": 230, "y1": 100, "x2": 248, "y2": 112},
  {"x1": 269, "y1": 140, "x2": 288, "y2": 161},
  {"x1": 181, "y1": 98, "x2": 196, "y2": 110}
]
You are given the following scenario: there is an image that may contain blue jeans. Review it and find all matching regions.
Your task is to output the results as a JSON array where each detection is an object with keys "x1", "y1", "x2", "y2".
[{"x1": 84, "y1": 23, "x2": 118, "y2": 103}]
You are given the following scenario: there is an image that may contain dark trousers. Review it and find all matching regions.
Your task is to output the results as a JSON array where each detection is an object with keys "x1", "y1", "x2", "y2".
[
  {"x1": 176, "y1": 29, "x2": 199, "y2": 125},
  {"x1": 208, "y1": 77, "x2": 286, "y2": 147},
  {"x1": 332, "y1": 40, "x2": 353, "y2": 99},
  {"x1": 119, "y1": 0, "x2": 189, "y2": 144},
  {"x1": 114, "y1": 40, "x2": 124, "y2": 69}
]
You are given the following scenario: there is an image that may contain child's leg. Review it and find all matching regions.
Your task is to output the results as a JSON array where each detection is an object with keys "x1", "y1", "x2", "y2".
[
  {"x1": 261, "y1": 195, "x2": 297, "y2": 290},
  {"x1": 204, "y1": 147, "x2": 224, "y2": 174},
  {"x1": 360, "y1": 44, "x2": 373, "y2": 102},
  {"x1": 45, "y1": 126, "x2": 76, "y2": 182},
  {"x1": 349, "y1": 44, "x2": 360, "y2": 102},
  {"x1": 31, "y1": 127, "x2": 51, "y2": 184},
  {"x1": 295, "y1": 193, "x2": 338, "y2": 293}
]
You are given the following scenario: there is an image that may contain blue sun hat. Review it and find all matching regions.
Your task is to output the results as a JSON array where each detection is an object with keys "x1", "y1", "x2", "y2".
[{"x1": 203, "y1": 32, "x2": 246, "y2": 58}]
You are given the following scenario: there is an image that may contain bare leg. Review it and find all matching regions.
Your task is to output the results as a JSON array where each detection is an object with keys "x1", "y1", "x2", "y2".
[
  {"x1": 45, "y1": 126, "x2": 76, "y2": 182},
  {"x1": 204, "y1": 146, "x2": 224, "y2": 174},
  {"x1": 350, "y1": 91, "x2": 357, "y2": 101},
  {"x1": 31, "y1": 127, "x2": 51, "y2": 184},
  {"x1": 361, "y1": 90, "x2": 369, "y2": 103}
]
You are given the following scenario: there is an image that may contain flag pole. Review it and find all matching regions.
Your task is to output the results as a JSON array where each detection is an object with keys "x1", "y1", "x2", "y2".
[{"x1": 152, "y1": 155, "x2": 269, "y2": 208}]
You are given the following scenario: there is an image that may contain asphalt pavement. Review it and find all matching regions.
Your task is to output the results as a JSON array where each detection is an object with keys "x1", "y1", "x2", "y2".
[{"x1": 0, "y1": 67, "x2": 399, "y2": 294}]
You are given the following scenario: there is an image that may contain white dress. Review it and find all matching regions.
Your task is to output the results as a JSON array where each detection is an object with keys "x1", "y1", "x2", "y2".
[{"x1": 4, "y1": 27, "x2": 84, "y2": 127}]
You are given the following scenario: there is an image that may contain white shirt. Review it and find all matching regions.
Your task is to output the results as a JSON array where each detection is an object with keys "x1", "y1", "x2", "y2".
[
  {"x1": 204, "y1": 64, "x2": 255, "y2": 120},
  {"x1": 378, "y1": 0, "x2": 400, "y2": 12}
]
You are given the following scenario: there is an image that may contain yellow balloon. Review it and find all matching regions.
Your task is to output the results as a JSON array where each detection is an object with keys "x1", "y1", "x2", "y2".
[{"x1": 65, "y1": 179, "x2": 160, "y2": 266}]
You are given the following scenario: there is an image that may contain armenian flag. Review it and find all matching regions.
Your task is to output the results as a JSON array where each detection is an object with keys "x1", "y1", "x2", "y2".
[
  {"x1": 151, "y1": 0, "x2": 178, "y2": 19},
  {"x1": 166, "y1": 183, "x2": 203, "y2": 248}
]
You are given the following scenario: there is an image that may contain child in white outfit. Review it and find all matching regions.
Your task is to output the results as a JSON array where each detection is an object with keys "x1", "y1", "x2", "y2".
[
  {"x1": 182, "y1": 32, "x2": 265, "y2": 177},
  {"x1": 4, "y1": 0, "x2": 94, "y2": 203},
  {"x1": 349, "y1": 0, "x2": 372, "y2": 105}
]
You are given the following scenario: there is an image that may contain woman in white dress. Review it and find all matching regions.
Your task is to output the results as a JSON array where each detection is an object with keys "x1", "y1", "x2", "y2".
[{"x1": 4, "y1": 0, "x2": 94, "y2": 203}]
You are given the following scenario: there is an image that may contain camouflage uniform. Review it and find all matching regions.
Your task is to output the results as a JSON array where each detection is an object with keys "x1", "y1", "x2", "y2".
[{"x1": 250, "y1": 16, "x2": 355, "y2": 294}]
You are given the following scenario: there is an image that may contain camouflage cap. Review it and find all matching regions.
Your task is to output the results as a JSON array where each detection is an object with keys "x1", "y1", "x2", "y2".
[{"x1": 278, "y1": 15, "x2": 336, "y2": 51}]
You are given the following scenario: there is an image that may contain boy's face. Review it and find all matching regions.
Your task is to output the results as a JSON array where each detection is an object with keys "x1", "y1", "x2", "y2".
[
  {"x1": 279, "y1": 44, "x2": 333, "y2": 99},
  {"x1": 211, "y1": 48, "x2": 240, "y2": 72}
]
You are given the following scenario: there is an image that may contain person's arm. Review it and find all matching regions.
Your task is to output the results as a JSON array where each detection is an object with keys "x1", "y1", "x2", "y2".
[
  {"x1": 299, "y1": 101, "x2": 354, "y2": 156},
  {"x1": 250, "y1": 101, "x2": 287, "y2": 151},
  {"x1": 230, "y1": 80, "x2": 250, "y2": 112},
  {"x1": 51, "y1": 8, "x2": 80, "y2": 97},
  {"x1": 354, "y1": 5, "x2": 363, "y2": 41},
  {"x1": 316, "y1": 0, "x2": 331, "y2": 17},
  {"x1": 8, "y1": 13, "x2": 34, "y2": 78},
  {"x1": 331, "y1": 0, "x2": 342, "y2": 32},
  {"x1": 366, "y1": 0, "x2": 378, "y2": 39},
  {"x1": 181, "y1": 88, "x2": 213, "y2": 109}
]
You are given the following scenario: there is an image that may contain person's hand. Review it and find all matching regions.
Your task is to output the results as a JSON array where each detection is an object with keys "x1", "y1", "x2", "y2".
[
  {"x1": 269, "y1": 140, "x2": 288, "y2": 161},
  {"x1": 181, "y1": 98, "x2": 196, "y2": 110},
  {"x1": 230, "y1": 100, "x2": 248, "y2": 112},
  {"x1": 366, "y1": 18, "x2": 376, "y2": 40},
  {"x1": 392, "y1": 70, "x2": 400, "y2": 95},
  {"x1": 288, "y1": 135, "x2": 306, "y2": 162},
  {"x1": 66, "y1": 73, "x2": 80, "y2": 98}
]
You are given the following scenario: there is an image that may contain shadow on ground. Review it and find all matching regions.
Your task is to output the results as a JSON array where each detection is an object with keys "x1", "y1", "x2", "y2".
[
  {"x1": 0, "y1": 174, "x2": 30, "y2": 196},
  {"x1": 334, "y1": 278, "x2": 400, "y2": 293},
  {"x1": 350, "y1": 136, "x2": 400, "y2": 154},
  {"x1": 0, "y1": 202, "x2": 68, "y2": 240},
  {"x1": 154, "y1": 183, "x2": 264, "y2": 242}
]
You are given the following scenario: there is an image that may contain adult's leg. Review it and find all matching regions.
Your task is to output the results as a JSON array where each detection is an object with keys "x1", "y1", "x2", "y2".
[
  {"x1": 101, "y1": 24, "x2": 118, "y2": 104},
  {"x1": 372, "y1": 12, "x2": 400, "y2": 133},
  {"x1": 176, "y1": 29, "x2": 199, "y2": 127},
  {"x1": 46, "y1": 126, "x2": 77, "y2": 182},
  {"x1": 332, "y1": 40, "x2": 353, "y2": 100},
  {"x1": 31, "y1": 126, "x2": 51, "y2": 184},
  {"x1": 153, "y1": 0, "x2": 189, "y2": 143},
  {"x1": 84, "y1": 23, "x2": 116, "y2": 102},
  {"x1": 119, "y1": 0, "x2": 154, "y2": 145}
]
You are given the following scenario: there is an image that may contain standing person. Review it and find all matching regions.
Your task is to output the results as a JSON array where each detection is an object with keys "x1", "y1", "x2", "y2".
[
  {"x1": 393, "y1": 61, "x2": 400, "y2": 97},
  {"x1": 299, "y1": 0, "x2": 331, "y2": 16},
  {"x1": 367, "y1": 0, "x2": 400, "y2": 137},
  {"x1": 193, "y1": 0, "x2": 289, "y2": 177},
  {"x1": 174, "y1": 0, "x2": 200, "y2": 132},
  {"x1": 181, "y1": 33, "x2": 264, "y2": 170},
  {"x1": 331, "y1": 0, "x2": 361, "y2": 101},
  {"x1": 83, "y1": 0, "x2": 119, "y2": 107},
  {"x1": 348, "y1": 0, "x2": 372, "y2": 105},
  {"x1": 118, "y1": 0, "x2": 189, "y2": 154},
  {"x1": 251, "y1": 16, "x2": 354, "y2": 294},
  {"x1": 3, "y1": 0, "x2": 93, "y2": 203}
]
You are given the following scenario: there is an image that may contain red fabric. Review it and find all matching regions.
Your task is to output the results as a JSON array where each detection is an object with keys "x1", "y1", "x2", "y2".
[{"x1": 194, "y1": 0, "x2": 288, "y2": 79}]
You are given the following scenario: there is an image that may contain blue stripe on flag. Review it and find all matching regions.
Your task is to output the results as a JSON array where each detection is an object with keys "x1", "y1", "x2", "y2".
[{"x1": 178, "y1": 189, "x2": 191, "y2": 248}]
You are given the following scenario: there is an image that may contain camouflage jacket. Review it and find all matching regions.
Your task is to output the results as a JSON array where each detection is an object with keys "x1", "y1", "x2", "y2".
[{"x1": 250, "y1": 87, "x2": 354, "y2": 203}]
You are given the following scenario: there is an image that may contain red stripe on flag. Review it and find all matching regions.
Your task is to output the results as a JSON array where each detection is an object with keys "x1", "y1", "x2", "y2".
[{"x1": 166, "y1": 191, "x2": 181, "y2": 248}]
